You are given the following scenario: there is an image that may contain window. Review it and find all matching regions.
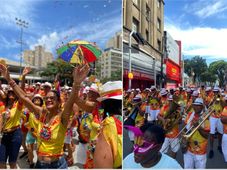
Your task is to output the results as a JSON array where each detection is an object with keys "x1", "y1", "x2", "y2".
[
  {"x1": 132, "y1": 17, "x2": 139, "y2": 32},
  {"x1": 133, "y1": 0, "x2": 139, "y2": 6},
  {"x1": 146, "y1": 4, "x2": 150, "y2": 20},
  {"x1": 157, "y1": 40, "x2": 161, "y2": 51},
  {"x1": 157, "y1": 0, "x2": 161, "y2": 8},
  {"x1": 157, "y1": 18, "x2": 161, "y2": 30},
  {"x1": 146, "y1": 29, "x2": 149, "y2": 42}
]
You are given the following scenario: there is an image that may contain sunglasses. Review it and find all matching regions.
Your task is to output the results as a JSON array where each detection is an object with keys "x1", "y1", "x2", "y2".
[
  {"x1": 133, "y1": 136, "x2": 157, "y2": 154},
  {"x1": 44, "y1": 96, "x2": 57, "y2": 101}
]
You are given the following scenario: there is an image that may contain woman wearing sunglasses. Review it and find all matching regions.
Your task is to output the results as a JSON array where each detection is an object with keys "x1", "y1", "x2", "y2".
[
  {"x1": 0, "y1": 63, "x2": 90, "y2": 169},
  {"x1": 124, "y1": 123, "x2": 182, "y2": 169}
]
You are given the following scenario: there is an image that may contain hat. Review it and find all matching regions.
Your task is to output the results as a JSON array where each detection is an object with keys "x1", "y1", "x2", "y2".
[
  {"x1": 192, "y1": 91, "x2": 199, "y2": 97},
  {"x1": 168, "y1": 95, "x2": 173, "y2": 101},
  {"x1": 126, "y1": 89, "x2": 132, "y2": 93},
  {"x1": 193, "y1": 98, "x2": 204, "y2": 106},
  {"x1": 32, "y1": 94, "x2": 43, "y2": 100},
  {"x1": 43, "y1": 82, "x2": 52, "y2": 88},
  {"x1": 150, "y1": 86, "x2": 156, "y2": 90},
  {"x1": 205, "y1": 87, "x2": 211, "y2": 92},
  {"x1": 144, "y1": 88, "x2": 151, "y2": 92},
  {"x1": 224, "y1": 95, "x2": 227, "y2": 100},
  {"x1": 213, "y1": 87, "x2": 220, "y2": 92},
  {"x1": 97, "y1": 81, "x2": 122, "y2": 102},
  {"x1": 89, "y1": 83, "x2": 99, "y2": 94},
  {"x1": 132, "y1": 97, "x2": 142, "y2": 104},
  {"x1": 160, "y1": 88, "x2": 168, "y2": 96},
  {"x1": 186, "y1": 88, "x2": 191, "y2": 93},
  {"x1": 135, "y1": 94, "x2": 142, "y2": 99}
]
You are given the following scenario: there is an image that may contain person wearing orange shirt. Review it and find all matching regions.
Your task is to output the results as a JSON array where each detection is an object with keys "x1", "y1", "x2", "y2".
[
  {"x1": 221, "y1": 95, "x2": 227, "y2": 162},
  {"x1": 208, "y1": 87, "x2": 223, "y2": 159},
  {"x1": 158, "y1": 95, "x2": 180, "y2": 159},
  {"x1": 183, "y1": 98, "x2": 210, "y2": 169}
]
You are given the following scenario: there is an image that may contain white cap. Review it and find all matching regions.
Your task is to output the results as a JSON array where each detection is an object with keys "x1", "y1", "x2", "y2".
[
  {"x1": 192, "y1": 91, "x2": 199, "y2": 97},
  {"x1": 224, "y1": 95, "x2": 227, "y2": 100},
  {"x1": 150, "y1": 86, "x2": 156, "y2": 90},
  {"x1": 205, "y1": 87, "x2": 211, "y2": 92},
  {"x1": 32, "y1": 94, "x2": 43, "y2": 100},
  {"x1": 213, "y1": 87, "x2": 220, "y2": 92},
  {"x1": 193, "y1": 98, "x2": 204, "y2": 106},
  {"x1": 126, "y1": 89, "x2": 132, "y2": 93},
  {"x1": 89, "y1": 83, "x2": 99, "y2": 94},
  {"x1": 186, "y1": 88, "x2": 191, "y2": 93},
  {"x1": 136, "y1": 88, "x2": 141, "y2": 92},
  {"x1": 168, "y1": 95, "x2": 173, "y2": 101},
  {"x1": 160, "y1": 88, "x2": 168, "y2": 96},
  {"x1": 43, "y1": 82, "x2": 52, "y2": 88},
  {"x1": 144, "y1": 88, "x2": 151, "y2": 92},
  {"x1": 135, "y1": 94, "x2": 142, "y2": 99}
]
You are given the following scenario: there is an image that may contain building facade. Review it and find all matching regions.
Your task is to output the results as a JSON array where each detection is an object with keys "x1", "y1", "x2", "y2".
[
  {"x1": 164, "y1": 31, "x2": 182, "y2": 89},
  {"x1": 99, "y1": 32, "x2": 122, "y2": 80},
  {"x1": 123, "y1": 0, "x2": 164, "y2": 90},
  {"x1": 23, "y1": 45, "x2": 53, "y2": 68}
]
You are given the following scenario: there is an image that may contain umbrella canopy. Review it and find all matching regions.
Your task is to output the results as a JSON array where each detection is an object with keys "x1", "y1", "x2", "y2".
[{"x1": 57, "y1": 40, "x2": 102, "y2": 64}]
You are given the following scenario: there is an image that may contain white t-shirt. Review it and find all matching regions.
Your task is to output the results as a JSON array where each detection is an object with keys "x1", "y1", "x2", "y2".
[{"x1": 123, "y1": 153, "x2": 182, "y2": 169}]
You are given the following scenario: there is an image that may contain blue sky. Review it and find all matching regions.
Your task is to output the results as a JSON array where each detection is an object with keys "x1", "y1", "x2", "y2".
[
  {"x1": 0, "y1": 0, "x2": 121, "y2": 62},
  {"x1": 164, "y1": 0, "x2": 227, "y2": 64}
]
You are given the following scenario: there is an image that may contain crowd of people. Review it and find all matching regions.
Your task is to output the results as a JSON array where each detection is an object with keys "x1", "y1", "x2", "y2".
[
  {"x1": 123, "y1": 85, "x2": 227, "y2": 169},
  {"x1": 0, "y1": 63, "x2": 122, "y2": 169}
]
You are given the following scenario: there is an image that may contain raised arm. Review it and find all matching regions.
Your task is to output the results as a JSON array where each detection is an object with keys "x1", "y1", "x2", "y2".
[
  {"x1": 20, "y1": 67, "x2": 31, "y2": 91},
  {"x1": 0, "y1": 64, "x2": 42, "y2": 115},
  {"x1": 61, "y1": 64, "x2": 90, "y2": 127}
]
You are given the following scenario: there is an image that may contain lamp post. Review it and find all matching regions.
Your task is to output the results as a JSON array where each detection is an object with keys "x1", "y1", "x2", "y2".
[
  {"x1": 128, "y1": 31, "x2": 134, "y2": 90},
  {"x1": 15, "y1": 18, "x2": 29, "y2": 74}
]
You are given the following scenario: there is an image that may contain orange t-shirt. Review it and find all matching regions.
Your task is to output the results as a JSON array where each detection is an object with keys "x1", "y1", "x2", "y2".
[{"x1": 185, "y1": 112, "x2": 210, "y2": 155}]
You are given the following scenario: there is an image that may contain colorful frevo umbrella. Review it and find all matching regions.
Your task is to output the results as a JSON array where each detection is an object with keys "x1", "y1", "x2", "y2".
[{"x1": 57, "y1": 40, "x2": 102, "y2": 64}]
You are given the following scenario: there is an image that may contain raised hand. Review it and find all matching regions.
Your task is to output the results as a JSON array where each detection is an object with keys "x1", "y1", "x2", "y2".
[
  {"x1": 22, "y1": 67, "x2": 31, "y2": 76},
  {"x1": 73, "y1": 64, "x2": 90, "y2": 84},
  {"x1": 0, "y1": 63, "x2": 10, "y2": 81}
]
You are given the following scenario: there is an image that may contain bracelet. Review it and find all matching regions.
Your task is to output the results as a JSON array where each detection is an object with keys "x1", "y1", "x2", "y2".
[{"x1": 8, "y1": 80, "x2": 17, "y2": 87}]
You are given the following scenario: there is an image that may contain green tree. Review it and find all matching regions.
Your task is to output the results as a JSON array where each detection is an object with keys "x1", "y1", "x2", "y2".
[
  {"x1": 209, "y1": 60, "x2": 227, "y2": 87},
  {"x1": 40, "y1": 59, "x2": 75, "y2": 84},
  {"x1": 200, "y1": 71, "x2": 216, "y2": 85},
  {"x1": 184, "y1": 56, "x2": 208, "y2": 84}
]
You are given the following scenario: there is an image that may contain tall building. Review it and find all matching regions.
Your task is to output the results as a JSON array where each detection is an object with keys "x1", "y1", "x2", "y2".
[
  {"x1": 99, "y1": 32, "x2": 122, "y2": 80},
  {"x1": 123, "y1": 0, "x2": 164, "y2": 89},
  {"x1": 23, "y1": 45, "x2": 54, "y2": 68}
]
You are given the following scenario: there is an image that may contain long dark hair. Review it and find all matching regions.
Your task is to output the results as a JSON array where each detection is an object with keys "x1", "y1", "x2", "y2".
[
  {"x1": 5, "y1": 90, "x2": 18, "y2": 107},
  {"x1": 101, "y1": 99, "x2": 122, "y2": 119}
]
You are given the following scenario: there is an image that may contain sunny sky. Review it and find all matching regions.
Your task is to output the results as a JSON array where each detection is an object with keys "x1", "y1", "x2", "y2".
[
  {"x1": 164, "y1": 0, "x2": 227, "y2": 64},
  {"x1": 0, "y1": 0, "x2": 121, "y2": 62}
]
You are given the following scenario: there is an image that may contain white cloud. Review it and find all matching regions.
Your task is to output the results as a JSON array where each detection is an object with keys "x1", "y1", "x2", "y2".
[
  {"x1": 29, "y1": 15, "x2": 121, "y2": 55},
  {"x1": 165, "y1": 23, "x2": 227, "y2": 60},
  {"x1": 184, "y1": 0, "x2": 227, "y2": 18},
  {"x1": 0, "y1": 0, "x2": 39, "y2": 29}
]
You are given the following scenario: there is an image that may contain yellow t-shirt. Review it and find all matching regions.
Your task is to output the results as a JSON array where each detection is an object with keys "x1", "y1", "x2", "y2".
[
  {"x1": 102, "y1": 116, "x2": 122, "y2": 168},
  {"x1": 2, "y1": 102, "x2": 23, "y2": 131},
  {"x1": 28, "y1": 113, "x2": 67, "y2": 157}
]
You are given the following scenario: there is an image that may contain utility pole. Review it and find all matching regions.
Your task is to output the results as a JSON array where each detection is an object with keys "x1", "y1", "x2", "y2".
[{"x1": 15, "y1": 18, "x2": 29, "y2": 74}]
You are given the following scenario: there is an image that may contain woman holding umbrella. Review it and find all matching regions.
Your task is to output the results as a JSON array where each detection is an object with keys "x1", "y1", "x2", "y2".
[{"x1": 0, "y1": 63, "x2": 90, "y2": 169}]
